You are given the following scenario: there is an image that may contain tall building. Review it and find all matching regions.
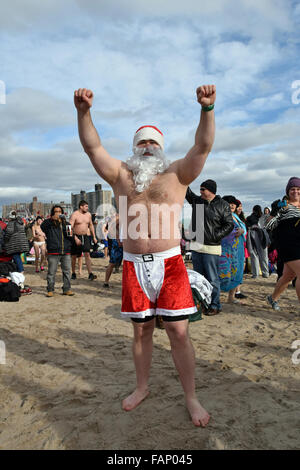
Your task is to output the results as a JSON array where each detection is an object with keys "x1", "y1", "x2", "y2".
[
  {"x1": 71, "y1": 184, "x2": 113, "y2": 217},
  {"x1": 30, "y1": 197, "x2": 44, "y2": 216}
]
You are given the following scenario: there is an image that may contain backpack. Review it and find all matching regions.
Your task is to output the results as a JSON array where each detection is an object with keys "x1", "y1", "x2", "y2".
[{"x1": 0, "y1": 280, "x2": 21, "y2": 302}]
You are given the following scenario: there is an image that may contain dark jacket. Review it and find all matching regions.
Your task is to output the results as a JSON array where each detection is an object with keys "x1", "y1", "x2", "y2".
[
  {"x1": 4, "y1": 217, "x2": 29, "y2": 255},
  {"x1": 185, "y1": 187, "x2": 234, "y2": 245},
  {"x1": 41, "y1": 218, "x2": 72, "y2": 255}
]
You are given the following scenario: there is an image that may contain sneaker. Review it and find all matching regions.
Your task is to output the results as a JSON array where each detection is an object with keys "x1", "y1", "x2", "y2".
[
  {"x1": 20, "y1": 287, "x2": 32, "y2": 295},
  {"x1": 267, "y1": 295, "x2": 280, "y2": 311},
  {"x1": 89, "y1": 273, "x2": 97, "y2": 281},
  {"x1": 103, "y1": 283, "x2": 109, "y2": 288},
  {"x1": 71, "y1": 273, "x2": 76, "y2": 280},
  {"x1": 235, "y1": 292, "x2": 247, "y2": 299},
  {"x1": 63, "y1": 290, "x2": 75, "y2": 296},
  {"x1": 46, "y1": 292, "x2": 54, "y2": 297}
]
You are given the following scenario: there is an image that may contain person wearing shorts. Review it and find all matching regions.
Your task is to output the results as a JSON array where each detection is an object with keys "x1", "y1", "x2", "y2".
[
  {"x1": 103, "y1": 238, "x2": 123, "y2": 287},
  {"x1": 74, "y1": 84, "x2": 216, "y2": 427},
  {"x1": 70, "y1": 201, "x2": 97, "y2": 281}
]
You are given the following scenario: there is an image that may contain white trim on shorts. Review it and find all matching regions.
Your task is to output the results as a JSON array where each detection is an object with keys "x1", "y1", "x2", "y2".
[{"x1": 123, "y1": 245, "x2": 181, "y2": 263}]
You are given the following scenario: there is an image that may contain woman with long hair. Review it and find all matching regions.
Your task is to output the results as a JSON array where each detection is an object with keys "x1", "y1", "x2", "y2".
[
  {"x1": 266, "y1": 177, "x2": 300, "y2": 310},
  {"x1": 219, "y1": 196, "x2": 247, "y2": 303}
]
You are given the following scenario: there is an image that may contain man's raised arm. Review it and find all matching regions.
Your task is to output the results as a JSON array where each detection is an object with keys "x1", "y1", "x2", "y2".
[
  {"x1": 177, "y1": 85, "x2": 216, "y2": 186},
  {"x1": 74, "y1": 88, "x2": 121, "y2": 186}
]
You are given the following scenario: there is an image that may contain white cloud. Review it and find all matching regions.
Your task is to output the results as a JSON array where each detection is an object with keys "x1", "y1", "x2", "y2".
[{"x1": 0, "y1": 0, "x2": 299, "y2": 217}]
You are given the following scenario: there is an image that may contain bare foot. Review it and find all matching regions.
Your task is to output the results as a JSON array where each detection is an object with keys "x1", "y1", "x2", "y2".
[
  {"x1": 186, "y1": 397, "x2": 210, "y2": 427},
  {"x1": 122, "y1": 389, "x2": 149, "y2": 411}
]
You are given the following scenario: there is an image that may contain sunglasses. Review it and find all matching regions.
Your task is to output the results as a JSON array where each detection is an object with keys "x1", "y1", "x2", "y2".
[{"x1": 200, "y1": 188, "x2": 206, "y2": 191}]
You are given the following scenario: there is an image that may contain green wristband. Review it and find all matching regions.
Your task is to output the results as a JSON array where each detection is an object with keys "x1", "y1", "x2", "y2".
[{"x1": 201, "y1": 104, "x2": 214, "y2": 112}]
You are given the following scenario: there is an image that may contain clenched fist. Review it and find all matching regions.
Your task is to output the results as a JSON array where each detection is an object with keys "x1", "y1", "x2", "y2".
[
  {"x1": 196, "y1": 85, "x2": 216, "y2": 107},
  {"x1": 74, "y1": 88, "x2": 94, "y2": 112}
]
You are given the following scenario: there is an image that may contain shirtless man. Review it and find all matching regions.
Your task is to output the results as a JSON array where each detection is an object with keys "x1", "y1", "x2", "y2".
[
  {"x1": 70, "y1": 200, "x2": 98, "y2": 280},
  {"x1": 74, "y1": 84, "x2": 216, "y2": 427}
]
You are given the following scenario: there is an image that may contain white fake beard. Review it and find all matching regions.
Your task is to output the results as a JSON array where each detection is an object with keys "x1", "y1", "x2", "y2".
[{"x1": 126, "y1": 145, "x2": 170, "y2": 193}]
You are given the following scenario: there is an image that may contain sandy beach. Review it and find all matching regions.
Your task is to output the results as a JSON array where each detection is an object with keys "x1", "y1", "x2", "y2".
[{"x1": 0, "y1": 257, "x2": 299, "y2": 450}]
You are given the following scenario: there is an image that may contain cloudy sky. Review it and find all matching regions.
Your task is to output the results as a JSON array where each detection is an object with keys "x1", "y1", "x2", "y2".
[{"x1": 1, "y1": 0, "x2": 300, "y2": 216}]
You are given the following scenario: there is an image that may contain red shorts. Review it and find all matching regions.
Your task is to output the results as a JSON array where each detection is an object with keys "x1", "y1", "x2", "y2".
[{"x1": 121, "y1": 247, "x2": 197, "y2": 320}]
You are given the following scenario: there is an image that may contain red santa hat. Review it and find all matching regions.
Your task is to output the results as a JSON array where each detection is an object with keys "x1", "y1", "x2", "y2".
[{"x1": 133, "y1": 125, "x2": 164, "y2": 150}]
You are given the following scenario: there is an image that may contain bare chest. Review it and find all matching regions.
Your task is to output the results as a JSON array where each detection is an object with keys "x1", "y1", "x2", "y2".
[
  {"x1": 116, "y1": 171, "x2": 184, "y2": 208},
  {"x1": 74, "y1": 212, "x2": 90, "y2": 227}
]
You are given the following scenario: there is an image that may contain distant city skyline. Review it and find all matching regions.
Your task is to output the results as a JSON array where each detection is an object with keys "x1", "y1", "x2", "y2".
[{"x1": 1, "y1": 184, "x2": 114, "y2": 219}]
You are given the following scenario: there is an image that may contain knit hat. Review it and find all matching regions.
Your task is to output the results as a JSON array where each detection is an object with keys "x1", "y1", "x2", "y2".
[
  {"x1": 286, "y1": 176, "x2": 300, "y2": 195},
  {"x1": 200, "y1": 179, "x2": 217, "y2": 194},
  {"x1": 222, "y1": 195, "x2": 239, "y2": 206},
  {"x1": 133, "y1": 125, "x2": 164, "y2": 150}
]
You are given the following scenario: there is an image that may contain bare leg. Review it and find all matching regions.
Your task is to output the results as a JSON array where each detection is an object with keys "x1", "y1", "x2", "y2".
[
  {"x1": 78, "y1": 256, "x2": 83, "y2": 275},
  {"x1": 34, "y1": 244, "x2": 40, "y2": 271},
  {"x1": 122, "y1": 319, "x2": 155, "y2": 411},
  {"x1": 84, "y1": 252, "x2": 92, "y2": 275},
  {"x1": 40, "y1": 245, "x2": 46, "y2": 268},
  {"x1": 164, "y1": 319, "x2": 210, "y2": 427},
  {"x1": 105, "y1": 263, "x2": 114, "y2": 284},
  {"x1": 272, "y1": 263, "x2": 296, "y2": 301},
  {"x1": 71, "y1": 255, "x2": 77, "y2": 275},
  {"x1": 228, "y1": 287, "x2": 237, "y2": 303},
  {"x1": 285, "y1": 260, "x2": 300, "y2": 302}
]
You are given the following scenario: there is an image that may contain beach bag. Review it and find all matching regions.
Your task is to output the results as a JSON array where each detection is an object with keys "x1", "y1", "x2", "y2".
[
  {"x1": 189, "y1": 287, "x2": 203, "y2": 322},
  {"x1": 0, "y1": 280, "x2": 21, "y2": 302}
]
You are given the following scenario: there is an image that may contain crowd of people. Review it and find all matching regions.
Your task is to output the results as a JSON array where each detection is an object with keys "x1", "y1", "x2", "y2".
[
  {"x1": 2, "y1": 186, "x2": 297, "y2": 308},
  {"x1": 0, "y1": 201, "x2": 124, "y2": 298},
  {"x1": 183, "y1": 176, "x2": 300, "y2": 314}
]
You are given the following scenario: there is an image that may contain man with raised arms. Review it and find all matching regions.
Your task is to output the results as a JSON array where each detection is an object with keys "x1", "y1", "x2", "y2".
[{"x1": 74, "y1": 84, "x2": 216, "y2": 427}]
